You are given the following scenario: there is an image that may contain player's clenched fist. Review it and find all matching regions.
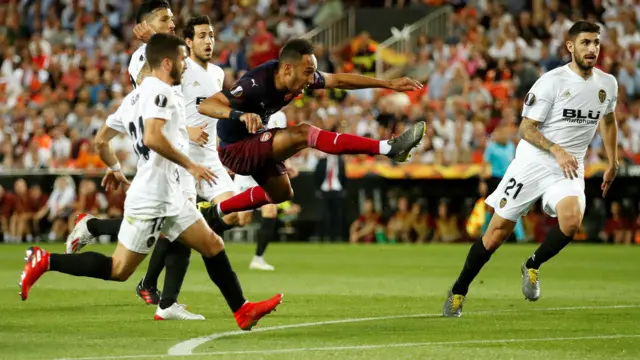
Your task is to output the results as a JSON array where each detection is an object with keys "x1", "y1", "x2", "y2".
[
  {"x1": 133, "y1": 21, "x2": 155, "y2": 42},
  {"x1": 188, "y1": 164, "x2": 217, "y2": 186},
  {"x1": 551, "y1": 145, "x2": 579, "y2": 180},
  {"x1": 240, "y1": 113, "x2": 264, "y2": 134}
]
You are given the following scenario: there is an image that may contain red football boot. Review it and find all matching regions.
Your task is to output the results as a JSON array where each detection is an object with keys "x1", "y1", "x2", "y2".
[
  {"x1": 234, "y1": 293, "x2": 283, "y2": 331},
  {"x1": 20, "y1": 246, "x2": 51, "y2": 301}
]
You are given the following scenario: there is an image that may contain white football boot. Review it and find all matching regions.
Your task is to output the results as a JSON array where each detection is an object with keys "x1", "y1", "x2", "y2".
[
  {"x1": 249, "y1": 256, "x2": 275, "y2": 271},
  {"x1": 65, "y1": 213, "x2": 96, "y2": 254},
  {"x1": 154, "y1": 303, "x2": 205, "y2": 320}
]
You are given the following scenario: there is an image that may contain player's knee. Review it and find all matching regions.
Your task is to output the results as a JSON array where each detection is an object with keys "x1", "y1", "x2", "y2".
[
  {"x1": 289, "y1": 123, "x2": 312, "y2": 146},
  {"x1": 482, "y1": 219, "x2": 513, "y2": 251},
  {"x1": 199, "y1": 231, "x2": 225, "y2": 257},
  {"x1": 558, "y1": 212, "x2": 582, "y2": 237},
  {"x1": 237, "y1": 212, "x2": 253, "y2": 226},
  {"x1": 294, "y1": 123, "x2": 311, "y2": 137},
  {"x1": 222, "y1": 212, "x2": 239, "y2": 226}
]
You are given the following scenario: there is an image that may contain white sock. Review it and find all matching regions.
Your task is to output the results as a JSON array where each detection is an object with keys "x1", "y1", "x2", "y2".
[
  {"x1": 216, "y1": 203, "x2": 225, "y2": 217},
  {"x1": 253, "y1": 255, "x2": 263, "y2": 262},
  {"x1": 379, "y1": 141, "x2": 391, "y2": 155}
]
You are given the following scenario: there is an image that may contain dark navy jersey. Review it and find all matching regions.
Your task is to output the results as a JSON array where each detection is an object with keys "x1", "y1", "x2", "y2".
[{"x1": 217, "y1": 60, "x2": 325, "y2": 145}]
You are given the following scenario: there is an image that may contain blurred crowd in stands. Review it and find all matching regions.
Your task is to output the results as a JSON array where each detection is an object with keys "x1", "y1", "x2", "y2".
[{"x1": 1, "y1": 0, "x2": 640, "y2": 243}]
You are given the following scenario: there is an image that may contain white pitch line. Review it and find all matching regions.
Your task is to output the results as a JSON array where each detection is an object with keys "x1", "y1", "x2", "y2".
[
  {"x1": 169, "y1": 304, "x2": 640, "y2": 356},
  {"x1": 57, "y1": 334, "x2": 640, "y2": 360},
  {"x1": 55, "y1": 304, "x2": 640, "y2": 360}
]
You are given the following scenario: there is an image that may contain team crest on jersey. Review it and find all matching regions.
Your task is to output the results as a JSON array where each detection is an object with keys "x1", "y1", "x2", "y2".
[
  {"x1": 499, "y1": 198, "x2": 507, "y2": 209},
  {"x1": 146, "y1": 236, "x2": 157, "y2": 248},
  {"x1": 155, "y1": 94, "x2": 168, "y2": 108},
  {"x1": 524, "y1": 93, "x2": 536, "y2": 106},
  {"x1": 598, "y1": 89, "x2": 606, "y2": 103},
  {"x1": 230, "y1": 86, "x2": 243, "y2": 97},
  {"x1": 260, "y1": 132, "x2": 272, "y2": 142}
]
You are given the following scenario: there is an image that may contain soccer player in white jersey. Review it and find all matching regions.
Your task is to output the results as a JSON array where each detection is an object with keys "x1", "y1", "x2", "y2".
[
  {"x1": 233, "y1": 110, "x2": 299, "y2": 271},
  {"x1": 65, "y1": 2, "x2": 211, "y2": 311},
  {"x1": 443, "y1": 21, "x2": 619, "y2": 317},
  {"x1": 20, "y1": 34, "x2": 283, "y2": 330},
  {"x1": 181, "y1": 16, "x2": 242, "y2": 229}
]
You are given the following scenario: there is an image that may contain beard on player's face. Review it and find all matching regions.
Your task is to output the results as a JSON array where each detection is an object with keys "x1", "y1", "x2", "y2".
[
  {"x1": 194, "y1": 47, "x2": 212, "y2": 63},
  {"x1": 574, "y1": 52, "x2": 597, "y2": 71},
  {"x1": 170, "y1": 62, "x2": 182, "y2": 85}
]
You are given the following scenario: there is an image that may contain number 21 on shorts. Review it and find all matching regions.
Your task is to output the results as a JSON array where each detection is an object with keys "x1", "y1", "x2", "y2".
[{"x1": 504, "y1": 178, "x2": 523, "y2": 199}]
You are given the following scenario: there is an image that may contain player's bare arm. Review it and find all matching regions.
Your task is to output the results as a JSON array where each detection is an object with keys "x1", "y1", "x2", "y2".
[
  {"x1": 600, "y1": 111, "x2": 618, "y2": 197},
  {"x1": 321, "y1": 72, "x2": 422, "y2": 92},
  {"x1": 519, "y1": 118, "x2": 579, "y2": 179},
  {"x1": 199, "y1": 92, "x2": 263, "y2": 133},
  {"x1": 143, "y1": 117, "x2": 216, "y2": 185},
  {"x1": 94, "y1": 124, "x2": 131, "y2": 190}
]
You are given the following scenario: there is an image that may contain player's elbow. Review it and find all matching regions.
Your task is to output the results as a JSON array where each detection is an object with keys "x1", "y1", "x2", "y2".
[
  {"x1": 94, "y1": 135, "x2": 109, "y2": 152},
  {"x1": 143, "y1": 130, "x2": 161, "y2": 151}
]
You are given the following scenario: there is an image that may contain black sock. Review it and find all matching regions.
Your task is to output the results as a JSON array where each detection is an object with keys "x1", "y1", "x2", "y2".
[
  {"x1": 451, "y1": 239, "x2": 495, "y2": 296},
  {"x1": 526, "y1": 224, "x2": 573, "y2": 269},
  {"x1": 159, "y1": 241, "x2": 192, "y2": 310},
  {"x1": 86, "y1": 218, "x2": 122, "y2": 237},
  {"x1": 142, "y1": 237, "x2": 170, "y2": 289},
  {"x1": 49, "y1": 252, "x2": 113, "y2": 280},
  {"x1": 256, "y1": 217, "x2": 277, "y2": 257},
  {"x1": 202, "y1": 250, "x2": 246, "y2": 313},
  {"x1": 212, "y1": 219, "x2": 235, "y2": 234}
]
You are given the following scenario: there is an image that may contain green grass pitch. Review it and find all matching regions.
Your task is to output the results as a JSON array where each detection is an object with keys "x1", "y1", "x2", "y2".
[{"x1": 1, "y1": 243, "x2": 639, "y2": 360}]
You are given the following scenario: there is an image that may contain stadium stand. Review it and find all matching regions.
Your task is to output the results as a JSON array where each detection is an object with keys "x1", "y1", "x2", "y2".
[{"x1": 0, "y1": 0, "x2": 639, "y2": 244}]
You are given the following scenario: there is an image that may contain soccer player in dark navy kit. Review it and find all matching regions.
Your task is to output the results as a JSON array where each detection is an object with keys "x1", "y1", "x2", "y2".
[{"x1": 198, "y1": 39, "x2": 426, "y2": 220}]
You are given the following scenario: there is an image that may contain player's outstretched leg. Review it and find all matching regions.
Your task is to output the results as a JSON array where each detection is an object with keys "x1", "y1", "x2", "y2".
[
  {"x1": 250, "y1": 204, "x2": 278, "y2": 271},
  {"x1": 178, "y1": 214, "x2": 282, "y2": 330},
  {"x1": 211, "y1": 122, "x2": 427, "y2": 217},
  {"x1": 20, "y1": 242, "x2": 146, "y2": 301},
  {"x1": 303, "y1": 122, "x2": 426, "y2": 162},
  {"x1": 522, "y1": 196, "x2": 582, "y2": 301},
  {"x1": 65, "y1": 214, "x2": 177, "y2": 306},
  {"x1": 443, "y1": 213, "x2": 516, "y2": 317}
]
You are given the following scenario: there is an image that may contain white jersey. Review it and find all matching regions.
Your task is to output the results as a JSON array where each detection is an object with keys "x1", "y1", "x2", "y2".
[
  {"x1": 182, "y1": 57, "x2": 225, "y2": 163},
  {"x1": 267, "y1": 111, "x2": 287, "y2": 129},
  {"x1": 128, "y1": 44, "x2": 189, "y2": 159},
  {"x1": 520, "y1": 65, "x2": 618, "y2": 165},
  {"x1": 106, "y1": 77, "x2": 186, "y2": 218},
  {"x1": 128, "y1": 44, "x2": 147, "y2": 89}
]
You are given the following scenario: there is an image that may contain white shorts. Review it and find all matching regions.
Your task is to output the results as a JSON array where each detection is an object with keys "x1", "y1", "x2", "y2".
[
  {"x1": 234, "y1": 174, "x2": 258, "y2": 192},
  {"x1": 118, "y1": 198, "x2": 203, "y2": 254},
  {"x1": 485, "y1": 158, "x2": 586, "y2": 222},
  {"x1": 183, "y1": 157, "x2": 238, "y2": 202}
]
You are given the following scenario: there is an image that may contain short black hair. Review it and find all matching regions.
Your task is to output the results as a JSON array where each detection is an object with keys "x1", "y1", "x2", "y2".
[
  {"x1": 184, "y1": 15, "x2": 212, "y2": 40},
  {"x1": 145, "y1": 33, "x2": 186, "y2": 69},
  {"x1": 279, "y1": 39, "x2": 314, "y2": 63},
  {"x1": 568, "y1": 21, "x2": 600, "y2": 39},
  {"x1": 136, "y1": 0, "x2": 171, "y2": 24}
]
